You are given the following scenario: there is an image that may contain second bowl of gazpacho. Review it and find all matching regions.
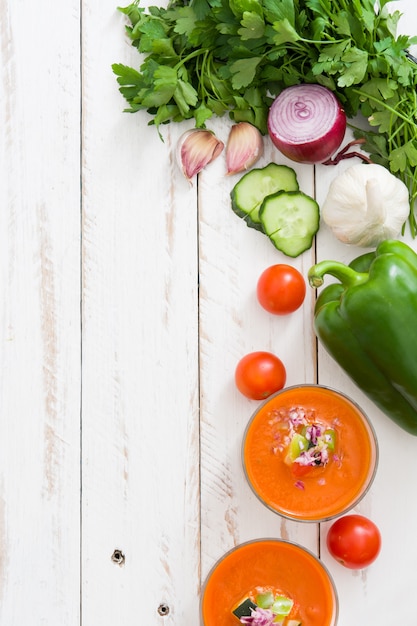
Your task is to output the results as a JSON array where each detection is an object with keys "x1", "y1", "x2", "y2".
[
  {"x1": 242, "y1": 384, "x2": 378, "y2": 522},
  {"x1": 201, "y1": 538, "x2": 338, "y2": 626}
]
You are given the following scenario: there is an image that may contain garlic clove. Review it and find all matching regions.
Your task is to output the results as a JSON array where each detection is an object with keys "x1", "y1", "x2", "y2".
[
  {"x1": 226, "y1": 122, "x2": 264, "y2": 175},
  {"x1": 177, "y1": 129, "x2": 224, "y2": 181}
]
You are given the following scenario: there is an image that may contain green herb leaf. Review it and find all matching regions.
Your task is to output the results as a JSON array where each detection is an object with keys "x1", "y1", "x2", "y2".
[
  {"x1": 238, "y1": 11, "x2": 265, "y2": 39},
  {"x1": 271, "y1": 18, "x2": 300, "y2": 45},
  {"x1": 338, "y1": 47, "x2": 368, "y2": 86},
  {"x1": 263, "y1": 0, "x2": 295, "y2": 24},
  {"x1": 230, "y1": 56, "x2": 262, "y2": 89}
]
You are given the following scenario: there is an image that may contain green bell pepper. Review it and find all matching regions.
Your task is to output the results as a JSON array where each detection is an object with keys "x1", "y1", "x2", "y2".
[{"x1": 308, "y1": 239, "x2": 417, "y2": 436}]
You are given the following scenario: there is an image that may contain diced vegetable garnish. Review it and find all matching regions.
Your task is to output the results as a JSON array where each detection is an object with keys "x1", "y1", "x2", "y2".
[
  {"x1": 256, "y1": 591, "x2": 275, "y2": 609},
  {"x1": 287, "y1": 433, "x2": 309, "y2": 462},
  {"x1": 323, "y1": 429, "x2": 336, "y2": 451},
  {"x1": 233, "y1": 598, "x2": 258, "y2": 619},
  {"x1": 270, "y1": 595, "x2": 294, "y2": 616}
]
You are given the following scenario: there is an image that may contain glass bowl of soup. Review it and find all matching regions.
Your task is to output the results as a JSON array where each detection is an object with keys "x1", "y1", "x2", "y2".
[
  {"x1": 201, "y1": 538, "x2": 338, "y2": 626},
  {"x1": 242, "y1": 384, "x2": 378, "y2": 522}
]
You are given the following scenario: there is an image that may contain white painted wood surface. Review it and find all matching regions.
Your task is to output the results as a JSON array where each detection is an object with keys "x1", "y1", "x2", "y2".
[{"x1": 0, "y1": 1, "x2": 416, "y2": 624}]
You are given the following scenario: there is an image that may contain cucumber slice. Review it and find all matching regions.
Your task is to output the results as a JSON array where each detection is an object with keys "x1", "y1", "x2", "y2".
[
  {"x1": 259, "y1": 191, "x2": 319, "y2": 258},
  {"x1": 231, "y1": 163, "x2": 299, "y2": 231}
]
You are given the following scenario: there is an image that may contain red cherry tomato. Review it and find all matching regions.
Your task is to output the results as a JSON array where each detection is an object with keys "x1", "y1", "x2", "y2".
[
  {"x1": 326, "y1": 514, "x2": 382, "y2": 569},
  {"x1": 257, "y1": 264, "x2": 306, "y2": 315},
  {"x1": 235, "y1": 351, "x2": 286, "y2": 400}
]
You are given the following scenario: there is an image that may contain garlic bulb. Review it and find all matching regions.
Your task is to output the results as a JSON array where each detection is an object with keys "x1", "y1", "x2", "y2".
[
  {"x1": 177, "y1": 129, "x2": 224, "y2": 181},
  {"x1": 226, "y1": 122, "x2": 264, "y2": 175},
  {"x1": 322, "y1": 163, "x2": 410, "y2": 247}
]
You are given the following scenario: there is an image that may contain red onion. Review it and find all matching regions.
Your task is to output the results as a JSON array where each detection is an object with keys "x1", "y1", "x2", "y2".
[{"x1": 267, "y1": 84, "x2": 347, "y2": 164}]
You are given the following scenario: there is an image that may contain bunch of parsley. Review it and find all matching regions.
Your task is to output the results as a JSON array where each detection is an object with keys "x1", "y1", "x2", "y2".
[{"x1": 112, "y1": 0, "x2": 417, "y2": 233}]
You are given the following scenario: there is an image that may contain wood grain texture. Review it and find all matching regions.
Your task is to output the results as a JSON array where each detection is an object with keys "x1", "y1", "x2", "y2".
[
  {"x1": 0, "y1": 0, "x2": 416, "y2": 624},
  {"x1": 0, "y1": 0, "x2": 81, "y2": 623},
  {"x1": 80, "y1": 2, "x2": 200, "y2": 624},
  {"x1": 198, "y1": 122, "x2": 319, "y2": 582}
]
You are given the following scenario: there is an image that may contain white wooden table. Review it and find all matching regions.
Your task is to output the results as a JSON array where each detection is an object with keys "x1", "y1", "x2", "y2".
[{"x1": 1, "y1": 1, "x2": 416, "y2": 624}]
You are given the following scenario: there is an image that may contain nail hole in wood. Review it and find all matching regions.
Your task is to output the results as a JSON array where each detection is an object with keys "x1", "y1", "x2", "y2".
[
  {"x1": 111, "y1": 549, "x2": 125, "y2": 566},
  {"x1": 157, "y1": 603, "x2": 170, "y2": 616}
]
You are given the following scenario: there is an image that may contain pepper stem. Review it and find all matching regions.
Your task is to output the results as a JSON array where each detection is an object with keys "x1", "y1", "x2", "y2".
[{"x1": 308, "y1": 261, "x2": 368, "y2": 288}]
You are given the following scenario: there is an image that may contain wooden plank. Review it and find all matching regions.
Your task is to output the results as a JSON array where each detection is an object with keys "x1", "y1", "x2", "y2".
[
  {"x1": 0, "y1": 0, "x2": 81, "y2": 623},
  {"x1": 80, "y1": 1, "x2": 200, "y2": 624},
  {"x1": 198, "y1": 117, "x2": 320, "y2": 585}
]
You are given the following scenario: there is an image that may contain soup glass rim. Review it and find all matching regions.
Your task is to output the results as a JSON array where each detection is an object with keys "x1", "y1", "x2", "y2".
[
  {"x1": 241, "y1": 383, "x2": 379, "y2": 523},
  {"x1": 200, "y1": 536, "x2": 339, "y2": 626}
]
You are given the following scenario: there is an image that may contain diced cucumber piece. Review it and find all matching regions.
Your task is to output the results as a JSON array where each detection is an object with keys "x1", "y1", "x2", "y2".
[
  {"x1": 287, "y1": 433, "x2": 309, "y2": 462},
  {"x1": 256, "y1": 591, "x2": 275, "y2": 608},
  {"x1": 271, "y1": 595, "x2": 293, "y2": 616},
  {"x1": 259, "y1": 191, "x2": 319, "y2": 258},
  {"x1": 323, "y1": 428, "x2": 336, "y2": 450},
  {"x1": 232, "y1": 597, "x2": 257, "y2": 619},
  {"x1": 231, "y1": 163, "x2": 299, "y2": 231}
]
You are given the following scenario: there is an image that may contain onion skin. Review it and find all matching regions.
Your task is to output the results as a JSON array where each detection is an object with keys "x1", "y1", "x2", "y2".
[{"x1": 267, "y1": 84, "x2": 347, "y2": 164}]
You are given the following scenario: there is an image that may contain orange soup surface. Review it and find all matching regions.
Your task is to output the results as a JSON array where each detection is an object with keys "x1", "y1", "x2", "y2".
[
  {"x1": 201, "y1": 539, "x2": 337, "y2": 626},
  {"x1": 243, "y1": 386, "x2": 377, "y2": 521}
]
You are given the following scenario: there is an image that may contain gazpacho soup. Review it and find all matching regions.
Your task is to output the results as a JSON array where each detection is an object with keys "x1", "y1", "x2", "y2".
[
  {"x1": 201, "y1": 539, "x2": 338, "y2": 626},
  {"x1": 243, "y1": 385, "x2": 378, "y2": 521}
]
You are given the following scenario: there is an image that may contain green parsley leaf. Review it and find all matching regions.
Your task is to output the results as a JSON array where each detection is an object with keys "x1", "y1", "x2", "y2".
[
  {"x1": 172, "y1": 6, "x2": 199, "y2": 37},
  {"x1": 194, "y1": 102, "x2": 214, "y2": 126},
  {"x1": 229, "y1": 0, "x2": 263, "y2": 18},
  {"x1": 141, "y1": 66, "x2": 177, "y2": 107},
  {"x1": 389, "y1": 146, "x2": 407, "y2": 173},
  {"x1": 112, "y1": 63, "x2": 143, "y2": 86},
  {"x1": 230, "y1": 56, "x2": 262, "y2": 89},
  {"x1": 404, "y1": 141, "x2": 417, "y2": 168},
  {"x1": 337, "y1": 47, "x2": 368, "y2": 86},
  {"x1": 174, "y1": 79, "x2": 199, "y2": 116},
  {"x1": 263, "y1": 0, "x2": 295, "y2": 24},
  {"x1": 238, "y1": 11, "x2": 265, "y2": 39},
  {"x1": 271, "y1": 18, "x2": 300, "y2": 45}
]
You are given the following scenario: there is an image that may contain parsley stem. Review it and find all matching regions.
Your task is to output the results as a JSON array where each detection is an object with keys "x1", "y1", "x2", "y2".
[
  {"x1": 352, "y1": 89, "x2": 417, "y2": 128},
  {"x1": 175, "y1": 48, "x2": 211, "y2": 71}
]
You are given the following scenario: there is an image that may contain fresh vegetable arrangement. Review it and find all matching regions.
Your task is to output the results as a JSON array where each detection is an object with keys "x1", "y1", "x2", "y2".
[
  {"x1": 114, "y1": 2, "x2": 408, "y2": 612},
  {"x1": 113, "y1": 0, "x2": 417, "y2": 232},
  {"x1": 308, "y1": 239, "x2": 417, "y2": 435}
]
